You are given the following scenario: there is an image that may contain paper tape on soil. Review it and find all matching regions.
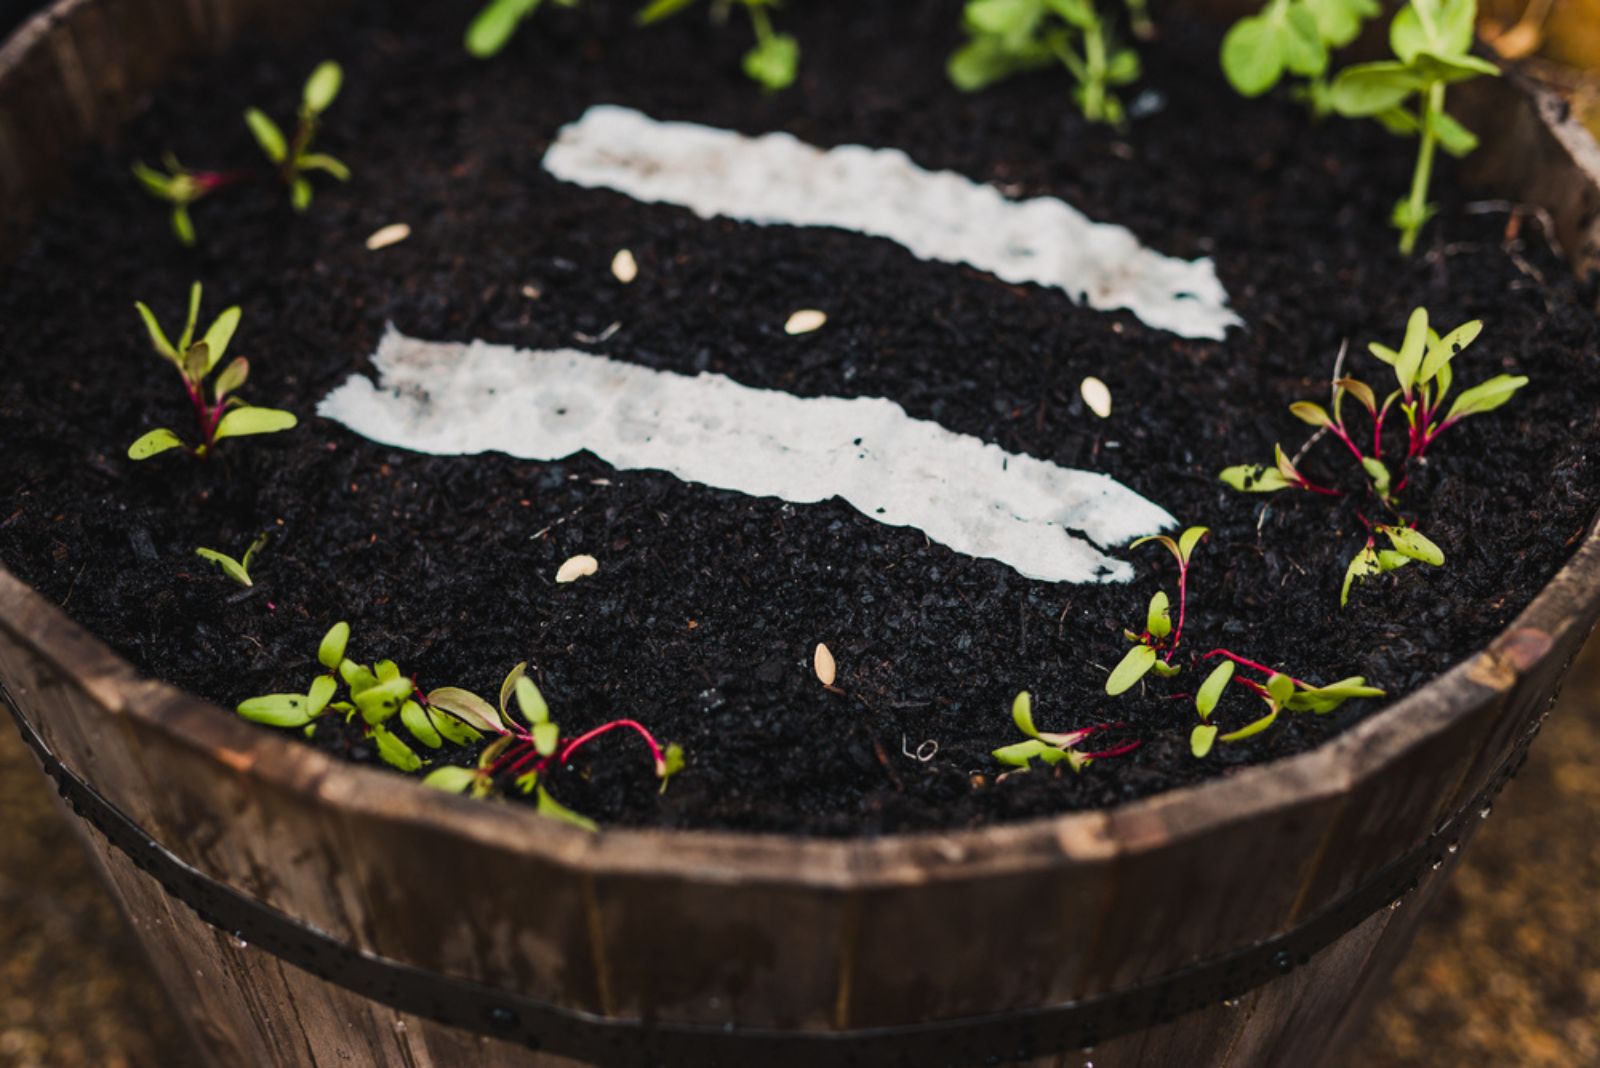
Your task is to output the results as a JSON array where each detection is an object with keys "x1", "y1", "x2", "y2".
[
  {"x1": 543, "y1": 105, "x2": 1241, "y2": 340},
  {"x1": 319, "y1": 329, "x2": 1175, "y2": 584}
]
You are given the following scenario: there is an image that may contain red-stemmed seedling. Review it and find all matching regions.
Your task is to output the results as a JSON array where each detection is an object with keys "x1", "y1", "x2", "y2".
[
  {"x1": 425, "y1": 664, "x2": 683, "y2": 830},
  {"x1": 1105, "y1": 525, "x2": 1209, "y2": 695},
  {"x1": 991, "y1": 691, "x2": 1140, "y2": 775},
  {"x1": 1219, "y1": 307, "x2": 1526, "y2": 606},
  {"x1": 1187, "y1": 650, "x2": 1384, "y2": 757},
  {"x1": 131, "y1": 155, "x2": 253, "y2": 246},
  {"x1": 127, "y1": 282, "x2": 298, "y2": 462},
  {"x1": 238, "y1": 624, "x2": 682, "y2": 830}
]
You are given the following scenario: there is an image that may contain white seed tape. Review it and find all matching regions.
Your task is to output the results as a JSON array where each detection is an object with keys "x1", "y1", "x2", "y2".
[
  {"x1": 543, "y1": 106, "x2": 1240, "y2": 341},
  {"x1": 319, "y1": 330, "x2": 1176, "y2": 584}
]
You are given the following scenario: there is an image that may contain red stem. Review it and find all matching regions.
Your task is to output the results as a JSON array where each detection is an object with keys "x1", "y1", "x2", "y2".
[
  {"x1": 1083, "y1": 739, "x2": 1142, "y2": 760},
  {"x1": 559, "y1": 719, "x2": 668, "y2": 771},
  {"x1": 1203, "y1": 649, "x2": 1310, "y2": 688}
]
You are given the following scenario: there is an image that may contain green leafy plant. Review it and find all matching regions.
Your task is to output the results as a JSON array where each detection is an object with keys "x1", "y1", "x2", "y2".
[
  {"x1": 237, "y1": 623, "x2": 682, "y2": 830},
  {"x1": 465, "y1": 0, "x2": 580, "y2": 57},
  {"x1": 1220, "y1": 308, "x2": 1525, "y2": 605},
  {"x1": 1220, "y1": 0, "x2": 1380, "y2": 115},
  {"x1": 195, "y1": 534, "x2": 268, "y2": 587},
  {"x1": 128, "y1": 283, "x2": 297, "y2": 461},
  {"x1": 244, "y1": 61, "x2": 350, "y2": 212},
  {"x1": 637, "y1": 0, "x2": 800, "y2": 92},
  {"x1": 131, "y1": 154, "x2": 250, "y2": 247},
  {"x1": 1106, "y1": 526, "x2": 1208, "y2": 695},
  {"x1": 948, "y1": 0, "x2": 1143, "y2": 126},
  {"x1": 1341, "y1": 522, "x2": 1443, "y2": 606},
  {"x1": 1327, "y1": 0, "x2": 1500, "y2": 253},
  {"x1": 1189, "y1": 650, "x2": 1384, "y2": 756},
  {"x1": 991, "y1": 691, "x2": 1140, "y2": 772},
  {"x1": 422, "y1": 664, "x2": 684, "y2": 828}
]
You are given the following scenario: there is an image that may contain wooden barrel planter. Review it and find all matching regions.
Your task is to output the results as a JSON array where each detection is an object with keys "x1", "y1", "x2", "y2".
[{"x1": 4, "y1": 2, "x2": 1600, "y2": 1065}]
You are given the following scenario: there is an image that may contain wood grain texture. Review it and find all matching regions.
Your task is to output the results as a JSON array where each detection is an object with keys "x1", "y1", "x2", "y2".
[{"x1": 3, "y1": 1, "x2": 1600, "y2": 1065}]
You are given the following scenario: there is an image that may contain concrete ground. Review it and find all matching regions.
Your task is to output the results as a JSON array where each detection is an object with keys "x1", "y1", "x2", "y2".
[{"x1": 1, "y1": 638, "x2": 1597, "y2": 1067}]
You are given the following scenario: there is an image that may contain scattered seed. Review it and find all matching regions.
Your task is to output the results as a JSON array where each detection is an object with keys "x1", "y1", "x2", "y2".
[
  {"x1": 365, "y1": 223, "x2": 411, "y2": 251},
  {"x1": 521, "y1": 284, "x2": 542, "y2": 300},
  {"x1": 1081, "y1": 376, "x2": 1113, "y2": 419},
  {"x1": 785, "y1": 309, "x2": 828, "y2": 335},
  {"x1": 813, "y1": 642, "x2": 837, "y2": 686},
  {"x1": 611, "y1": 249, "x2": 638, "y2": 284},
  {"x1": 555, "y1": 554, "x2": 598, "y2": 584}
]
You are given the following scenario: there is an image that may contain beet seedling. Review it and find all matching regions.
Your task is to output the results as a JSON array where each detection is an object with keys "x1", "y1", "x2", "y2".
[
  {"x1": 948, "y1": 0, "x2": 1143, "y2": 126},
  {"x1": 423, "y1": 662, "x2": 684, "y2": 829},
  {"x1": 465, "y1": 0, "x2": 581, "y2": 57},
  {"x1": 992, "y1": 691, "x2": 1140, "y2": 773},
  {"x1": 1220, "y1": 0, "x2": 1380, "y2": 114},
  {"x1": 237, "y1": 623, "x2": 492, "y2": 774},
  {"x1": 244, "y1": 61, "x2": 350, "y2": 213},
  {"x1": 637, "y1": 0, "x2": 801, "y2": 91},
  {"x1": 128, "y1": 283, "x2": 297, "y2": 462},
  {"x1": 1220, "y1": 308, "x2": 1524, "y2": 604},
  {"x1": 1342, "y1": 523, "x2": 1443, "y2": 605},
  {"x1": 1189, "y1": 650, "x2": 1384, "y2": 756},
  {"x1": 1327, "y1": 0, "x2": 1499, "y2": 253},
  {"x1": 132, "y1": 154, "x2": 250, "y2": 247},
  {"x1": 1106, "y1": 526, "x2": 1208, "y2": 695},
  {"x1": 195, "y1": 533, "x2": 268, "y2": 587}
]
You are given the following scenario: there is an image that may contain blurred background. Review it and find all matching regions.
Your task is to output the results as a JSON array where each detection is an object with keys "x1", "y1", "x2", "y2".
[{"x1": 1, "y1": 0, "x2": 1599, "y2": 1065}]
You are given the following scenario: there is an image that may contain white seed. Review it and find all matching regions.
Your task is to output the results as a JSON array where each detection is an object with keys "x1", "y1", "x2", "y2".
[
  {"x1": 611, "y1": 249, "x2": 638, "y2": 284},
  {"x1": 785, "y1": 309, "x2": 828, "y2": 335},
  {"x1": 1081, "y1": 376, "x2": 1113, "y2": 419},
  {"x1": 365, "y1": 223, "x2": 411, "y2": 251},
  {"x1": 813, "y1": 642, "x2": 837, "y2": 686},
  {"x1": 555, "y1": 554, "x2": 598, "y2": 584}
]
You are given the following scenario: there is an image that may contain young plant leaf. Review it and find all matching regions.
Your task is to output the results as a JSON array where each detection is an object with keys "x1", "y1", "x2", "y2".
[
  {"x1": 400, "y1": 699, "x2": 443, "y2": 749},
  {"x1": 307, "y1": 674, "x2": 337, "y2": 717},
  {"x1": 422, "y1": 766, "x2": 479, "y2": 794},
  {"x1": 1106, "y1": 644, "x2": 1158, "y2": 696},
  {"x1": 244, "y1": 108, "x2": 289, "y2": 164},
  {"x1": 237, "y1": 694, "x2": 315, "y2": 728},
  {"x1": 466, "y1": 0, "x2": 543, "y2": 57},
  {"x1": 213, "y1": 406, "x2": 298, "y2": 441},
  {"x1": 1196, "y1": 660, "x2": 1234, "y2": 720},
  {"x1": 372, "y1": 726, "x2": 422, "y2": 772},
  {"x1": 1147, "y1": 590, "x2": 1172, "y2": 640},
  {"x1": 1379, "y1": 525, "x2": 1444, "y2": 566},
  {"x1": 318, "y1": 621, "x2": 350, "y2": 670},
  {"x1": 1191, "y1": 723, "x2": 1219, "y2": 758},
  {"x1": 1220, "y1": 707, "x2": 1279, "y2": 742},
  {"x1": 302, "y1": 61, "x2": 343, "y2": 115},
  {"x1": 128, "y1": 428, "x2": 186, "y2": 460},
  {"x1": 195, "y1": 547, "x2": 253, "y2": 587},
  {"x1": 1220, "y1": 464, "x2": 1293, "y2": 492},
  {"x1": 426, "y1": 687, "x2": 502, "y2": 734},
  {"x1": 1444, "y1": 375, "x2": 1529, "y2": 422}
]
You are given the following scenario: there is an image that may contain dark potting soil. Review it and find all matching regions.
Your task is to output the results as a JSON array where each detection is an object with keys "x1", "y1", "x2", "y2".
[{"x1": 2, "y1": 0, "x2": 1598, "y2": 836}]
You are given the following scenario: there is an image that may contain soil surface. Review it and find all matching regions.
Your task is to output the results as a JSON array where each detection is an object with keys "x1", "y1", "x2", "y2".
[{"x1": 2, "y1": 0, "x2": 1598, "y2": 835}]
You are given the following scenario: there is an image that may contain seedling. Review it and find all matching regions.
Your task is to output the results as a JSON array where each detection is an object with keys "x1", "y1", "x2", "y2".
[
  {"x1": 1220, "y1": 308, "x2": 1524, "y2": 604},
  {"x1": 244, "y1": 61, "x2": 350, "y2": 213},
  {"x1": 1220, "y1": 0, "x2": 1380, "y2": 114},
  {"x1": 1341, "y1": 523, "x2": 1443, "y2": 605},
  {"x1": 195, "y1": 533, "x2": 268, "y2": 587},
  {"x1": 1189, "y1": 650, "x2": 1384, "y2": 754},
  {"x1": 131, "y1": 154, "x2": 249, "y2": 246},
  {"x1": 237, "y1": 623, "x2": 491, "y2": 774},
  {"x1": 1327, "y1": 0, "x2": 1499, "y2": 253},
  {"x1": 948, "y1": 0, "x2": 1143, "y2": 126},
  {"x1": 423, "y1": 662, "x2": 684, "y2": 829},
  {"x1": 637, "y1": 0, "x2": 801, "y2": 92},
  {"x1": 464, "y1": 0, "x2": 581, "y2": 58},
  {"x1": 1106, "y1": 526, "x2": 1208, "y2": 695},
  {"x1": 127, "y1": 283, "x2": 297, "y2": 461},
  {"x1": 992, "y1": 691, "x2": 1139, "y2": 772}
]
